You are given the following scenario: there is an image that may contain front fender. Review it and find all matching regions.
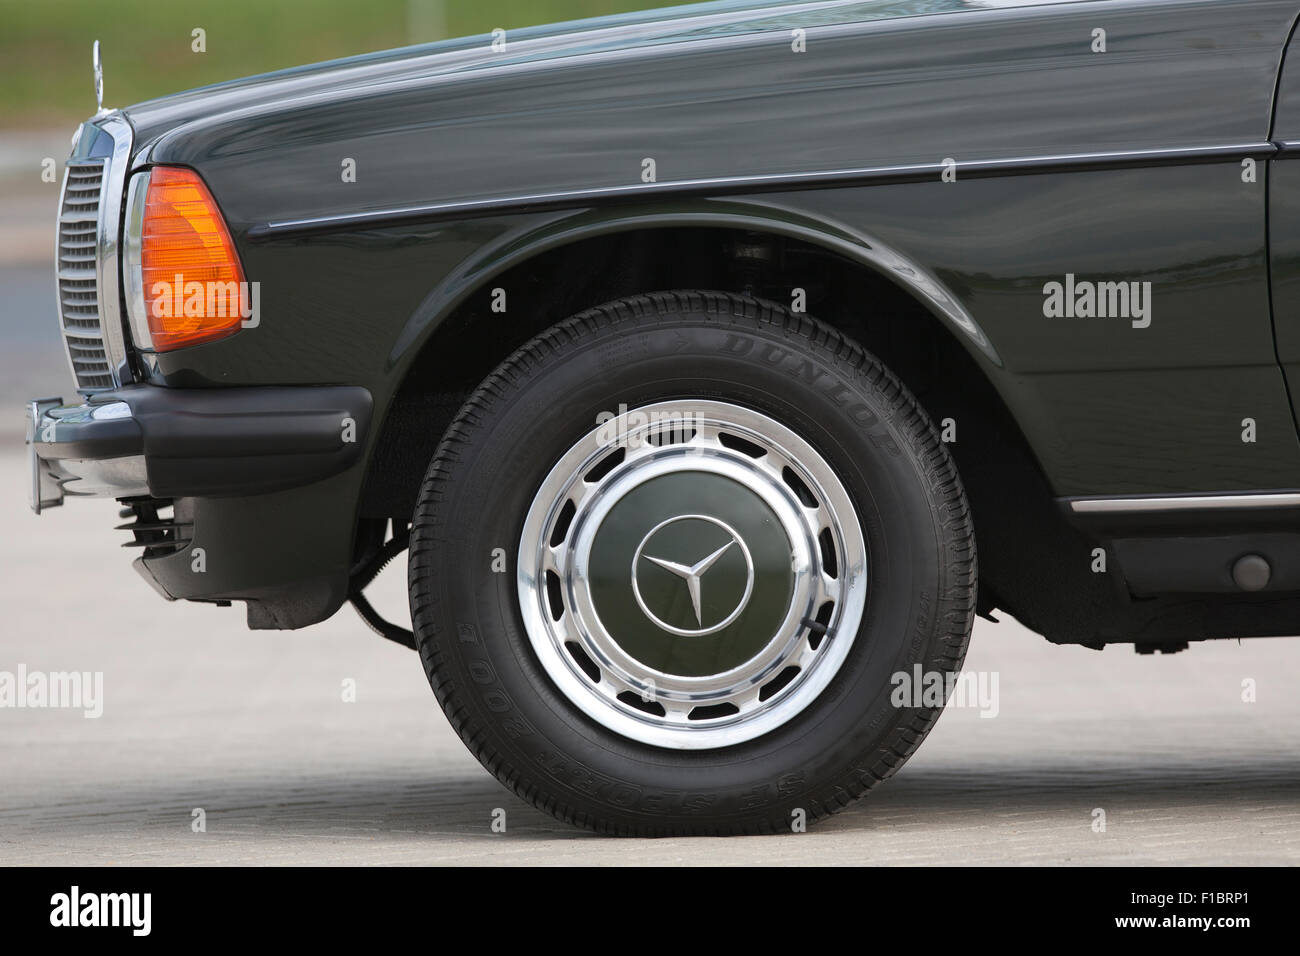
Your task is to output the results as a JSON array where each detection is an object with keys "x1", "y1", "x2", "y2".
[{"x1": 386, "y1": 198, "x2": 1001, "y2": 374}]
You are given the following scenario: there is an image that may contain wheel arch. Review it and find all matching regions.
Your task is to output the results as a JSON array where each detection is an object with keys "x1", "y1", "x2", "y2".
[
  {"x1": 359, "y1": 201, "x2": 1081, "y2": 635},
  {"x1": 384, "y1": 199, "x2": 1003, "y2": 375}
]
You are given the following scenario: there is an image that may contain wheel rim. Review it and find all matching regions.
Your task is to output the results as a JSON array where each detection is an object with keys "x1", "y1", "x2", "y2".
[{"x1": 517, "y1": 400, "x2": 867, "y2": 749}]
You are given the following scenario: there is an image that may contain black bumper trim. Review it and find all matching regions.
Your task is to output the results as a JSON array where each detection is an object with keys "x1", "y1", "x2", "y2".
[{"x1": 32, "y1": 384, "x2": 373, "y2": 499}]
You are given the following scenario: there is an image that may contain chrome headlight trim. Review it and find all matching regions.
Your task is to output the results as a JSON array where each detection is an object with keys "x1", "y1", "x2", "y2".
[
  {"x1": 95, "y1": 111, "x2": 134, "y2": 387},
  {"x1": 122, "y1": 169, "x2": 152, "y2": 351}
]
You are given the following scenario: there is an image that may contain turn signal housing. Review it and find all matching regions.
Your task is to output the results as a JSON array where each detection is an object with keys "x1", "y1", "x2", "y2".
[{"x1": 137, "y1": 166, "x2": 247, "y2": 352}]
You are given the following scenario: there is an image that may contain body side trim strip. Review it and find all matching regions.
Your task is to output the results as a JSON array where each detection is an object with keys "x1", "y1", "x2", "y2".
[
  {"x1": 248, "y1": 142, "x2": 1277, "y2": 239},
  {"x1": 1067, "y1": 492, "x2": 1300, "y2": 514}
]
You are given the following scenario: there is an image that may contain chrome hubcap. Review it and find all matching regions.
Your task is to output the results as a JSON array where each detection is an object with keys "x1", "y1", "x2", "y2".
[{"x1": 517, "y1": 400, "x2": 867, "y2": 749}]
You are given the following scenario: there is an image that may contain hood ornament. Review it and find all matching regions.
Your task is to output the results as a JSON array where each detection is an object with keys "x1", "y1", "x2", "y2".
[{"x1": 92, "y1": 40, "x2": 107, "y2": 116}]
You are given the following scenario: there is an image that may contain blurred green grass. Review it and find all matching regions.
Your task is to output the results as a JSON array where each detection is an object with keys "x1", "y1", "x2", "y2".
[{"x1": 0, "y1": 0, "x2": 661, "y2": 127}]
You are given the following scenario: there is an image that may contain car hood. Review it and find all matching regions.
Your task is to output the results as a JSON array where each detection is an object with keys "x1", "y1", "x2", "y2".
[{"x1": 122, "y1": 0, "x2": 1070, "y2": 151}]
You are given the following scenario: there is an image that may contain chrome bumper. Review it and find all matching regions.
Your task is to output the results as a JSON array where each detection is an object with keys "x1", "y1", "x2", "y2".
[{"x1": 26, "y1": 397, "x2": 148, "y2": 512}]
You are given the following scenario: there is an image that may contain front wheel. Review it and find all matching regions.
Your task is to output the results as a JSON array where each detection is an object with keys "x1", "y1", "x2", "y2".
[{"x1": 409, "y1": 291, "x2": 975, "y2": 835}]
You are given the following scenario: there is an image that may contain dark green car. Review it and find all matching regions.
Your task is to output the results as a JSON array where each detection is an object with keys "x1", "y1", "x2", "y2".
[{"x1": 27, "y1": 0, "x2": 1300, "y2": 834}]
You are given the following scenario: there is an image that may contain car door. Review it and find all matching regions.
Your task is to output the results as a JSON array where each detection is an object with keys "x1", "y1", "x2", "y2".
[{"x1": 1268, "y1": 16, "x2": 1300, "y2": 435}]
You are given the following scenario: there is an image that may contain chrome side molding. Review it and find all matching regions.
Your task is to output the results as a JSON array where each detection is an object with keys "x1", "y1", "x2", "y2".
[
  {"x1": 1067, "y1": 492, "x2": 1300, "y2": 514},
  {"x1": 249, "y1": 142, "x2": 1278, "y2": 239}
]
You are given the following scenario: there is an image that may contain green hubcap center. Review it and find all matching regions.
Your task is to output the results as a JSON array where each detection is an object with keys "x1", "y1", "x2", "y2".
[{"x1": 588, "y1": 472, "x2": 794, "y2": 677}]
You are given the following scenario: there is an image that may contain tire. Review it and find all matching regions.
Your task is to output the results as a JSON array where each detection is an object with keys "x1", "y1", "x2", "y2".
[{"x1": 408, "y1": 291, "x2": 975, "y2": 835}]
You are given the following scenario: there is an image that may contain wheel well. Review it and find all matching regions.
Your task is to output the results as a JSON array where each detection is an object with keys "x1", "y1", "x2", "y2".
[{"x1": 359, "y1": 224, "x2": 1090, "y2": 635}]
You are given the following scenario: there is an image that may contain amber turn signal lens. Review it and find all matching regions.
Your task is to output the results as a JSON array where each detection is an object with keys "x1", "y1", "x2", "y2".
[{"x1": 140, "y1": 166, "x2": 247, "y2": 351}]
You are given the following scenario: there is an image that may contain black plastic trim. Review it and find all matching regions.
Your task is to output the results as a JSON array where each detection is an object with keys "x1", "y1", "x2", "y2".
[
  {"x1": 34, "y1": 384, "x2": 372, "y2": 498},
  {"x1": 1114, "y1": 533, "x2": 1300, "y2": 596}
]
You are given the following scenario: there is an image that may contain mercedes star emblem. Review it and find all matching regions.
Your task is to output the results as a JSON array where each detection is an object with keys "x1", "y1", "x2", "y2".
[{"x1": 631, "y1": 515, "x2": 755, "y2": 637}]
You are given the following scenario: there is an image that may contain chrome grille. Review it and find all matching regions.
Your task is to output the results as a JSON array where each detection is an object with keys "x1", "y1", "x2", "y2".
[
  {"x1": 55, "y1": 113, "x2": 133, "y2": 395},
  {"x1": 56, "y1": 160, "x2": 113, "y2": 389}
]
